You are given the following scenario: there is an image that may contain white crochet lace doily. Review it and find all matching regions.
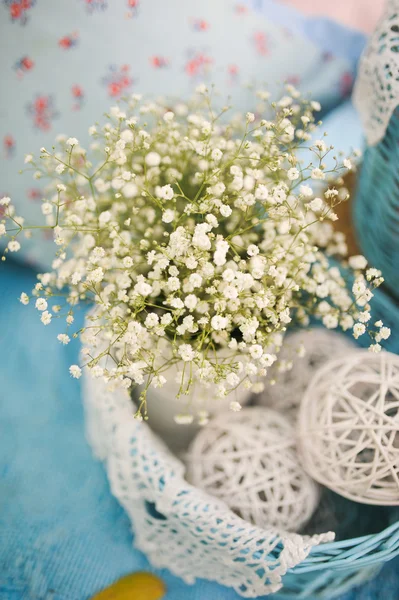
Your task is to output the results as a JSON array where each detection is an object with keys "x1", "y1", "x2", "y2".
[
  {"x1": 83, "y1": 373, "x2": 334, "y2": 597},
  {"x1": 353, "y1": 0, "x2": 399, "y2": 146}
]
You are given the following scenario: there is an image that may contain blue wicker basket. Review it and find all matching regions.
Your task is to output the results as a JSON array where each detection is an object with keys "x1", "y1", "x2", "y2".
[
  {"x1": 276, "y1": 513, "x2": 399, "y2": 599},
  {"x1": 271, "y1": 255, "x2": 399, "y2": 599},
  {"x1": 353, "y1": 107, "x2": 399, "y2": 302}
]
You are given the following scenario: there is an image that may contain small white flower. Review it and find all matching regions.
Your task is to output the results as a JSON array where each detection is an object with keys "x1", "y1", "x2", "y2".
[
  {"x1": 246, "y1": 112, "x2": 255, "y2": 123},
  {"x1": 255, "y1": 184, "x2": 269, "y2": 201},
  {"x1": 249, "y1": 344, "x2": 263, "y2": 359},
  {"x1": 211, "y1": 148, "x2": 223, "y2": 161},
  {"x1": 189, "y1": 274, "x2": 202, "y2": 288},
  {"x1": 314, "y1": 140, "x2": 327, "y2": 152},
  {"x1": 247, "y1": 244, "x2": 259, "y2": 257},
  {"x1": 145, "y1": 313, "x2": 159, "y2": 328},
  {"x1": 222, "y1": 269, "x2": 235, "y2": 283},
  {"x1": 161, "y1": 313, "x2": 173, "y2": 326},
  {"x1": 322, "y1": 314, "x2": 338, "y2": 329},
  {"x1": 229, "y1": 401, "x2": 242, "y2": 412},
  {"x1": 7, "y1": 240, "x2": 20, "y2": 252},
  {"x1": 40, "y1": 310, "x2": 52, "y2": 325},
  {"x1": 349, "y1": 255, "x2": 367, "y2": 270},
  {"x1": 179, "y1": 344, "x2": 196, "y2": 362},
  {"x1": 353, "y1": 323, "x2": 366, "y2": 339},
  {"x1": 211, "y1": 315, "x2": 228, "y2": 330},
  {"x1": 162, "y1": 209, "x2": 175, "y2": 223},
  {"x1": 19, "y1": 293, "x2": 29, "y2": 305},
  {"x1": 163, "y1": 111, "x2": 174, "y2": 122},
  {"x1": 343, "y1": 158, "x2": 352, "y2": 170},
  {"x1": 123, "y1": 256, "x2": 134, "y2": 268},
  {"x1": 358, "y1": 311, "x2": 371, "y2": 323},
  {"x1": 309, "y1": 197, "x2": 324, "y2": 212},
  {"x1": 57, "y1": 334, "x2": 70, "y2": 345},
  {"x1": 99, "y1": 211, "x2": 111, "y2": 225},
  {"x1": 300, "y1": 185, "x2": 313, "y2": 197},
  {"x1": 0, "y1": 224, "x2": 5, "y2": 236},
  {"x1": 91, "y1": 366, "x2": 104, "y2": 378},
  {"x1": 220, "y1": 204, "x2": 232, "y2": 218},
  {"x1": 158, "y1": 184, "x2": 174, "y2": 200},
  {"x1": 185, "y1": 294, "x2": 198, "y2": 310},
  {"x1": 311, "y1": 168, "x2": 325, "y2": 180},
  {"x1": 174, "y1": 414, "x2": 194, "y2": 424},
  {"x1": 24, "y1": 154, "x2": 33, "y2": 164},
  {"x1": 88, "y1": 126, "x2": 97, "y2": 136},
  {"x1": 55, "y1": 163, "x2": 65, "y2": 174},
  {"x1": 69, "y1": 365, "x2": 82, "y2": 379},
  {"x1": 122, "y1": 182, "x2": 138, "y2": 198},
  {"x1": 35, "y1": 298, "x2": 48, "y2": 311},
  {"x1": 0, "y1": 196, "x2": 11, "y2": 206},
  {"x1": 56, "y1": 184, "x2": 66, "y2": 193},
  {"x1": 287, "y1": 167, "x2": 300, "y2": 181},
  {"x1": 41, "y1": 202, "x2": 53, "y2": 215},
  {"x1": 152, "y1": 375, "x2": 167, "y2": 388},
  {"x1": 352, "y1": 280, "x2": 366, "y2": 297},
  {"x1": 379, "y1": 326, "x2": 391, "y2": 340},
  {"x1": 145, "y1": 151, "x2": 161, "y2": 166},
  {"x1": 167, "y1": 276, "x2": 180, "y2": 291},
  {"x1": 87, "y1": 267, "x2": 104, "y2": 283},
  {"x1": 66, "y1": 315, "x2": 74, "y2": 325},
  {"x1": 368, "y1": 343, "x2": 381, "y2": 353},
  {"x1": 195, "y1": 83, "x2": 207, "y2": 94},
  {"x1": 226, "y1": 372, "x2": 240, "y2": 387},
  {"x1": 66, "y1": 137, "x2": 79, "y2": 146}
]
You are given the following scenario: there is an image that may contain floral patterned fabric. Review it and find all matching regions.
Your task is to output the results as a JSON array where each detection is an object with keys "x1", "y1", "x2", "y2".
[{"x1": 0, "y1": 0, "x2": 362, "y2": 268}]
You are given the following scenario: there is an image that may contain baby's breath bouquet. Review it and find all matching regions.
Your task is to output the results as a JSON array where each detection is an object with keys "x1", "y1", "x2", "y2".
[{"x1": 1, "y1": 85, "x2": 389, "y2": 423}]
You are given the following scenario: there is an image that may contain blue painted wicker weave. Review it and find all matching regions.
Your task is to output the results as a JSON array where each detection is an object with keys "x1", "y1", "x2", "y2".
[
  {"x1": 353, "y1": 107, "x2": 399, "y2": 301},
  {"x1": 274, "y1": 512, "x2": 399, "y2": 599}
]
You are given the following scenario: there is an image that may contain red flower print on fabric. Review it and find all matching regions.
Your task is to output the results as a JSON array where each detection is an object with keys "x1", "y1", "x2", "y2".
[
  {"x1": 4, "y1": 0, "x2": 36, "y2": 25},
  {"x1": 126, "y1": 0, "x2": 139, "y2": 18},
  {"x1": 286, "y1": 74, "x2": 301, "y2": 86},
  {"x1": 71, "y1": 84, "x2": 85, "y2": 111},
  {"x1": 322, "y1": 51, "x2": 334, "y2": 63},
  {"x1": 14, "y1": 55, "x2": 34, "y2": 77},
  {"x1": 190, "y1": 18, "x2": 210, "y2": 32},
  {"x1": 83, "y1": 0, "x2": 107, "y2": 12},
  {"x1": 227, "y1": 64, "x2": 239, "y2": 85},
  {"x1": 185, "y1": 51, "x2": 213, "y2": 78},
  {"x1": 27, "y1": 187, "x2": 43, "y2": 202},
  {"x1": 59, "y1": 32, "x2": 79, "y2": 50},
  {"x1": 27, "y1": 94, "x2": 59, "y2": 131},
  {"x1": 253, "y1": 31, "x2": 269, "y2": 56},
  {"x1": 102, "y1": 65, "x2": 133, "y2": 98},
  {"x1": 3, "y1": 135, "x2": 15, "y2": 159},
  {"x1": 235, "y1": 4, "x2": 248, "y2": 14},
  {"x1": 340, "y1": 72, "x2": 354, "y2": 98},
  {"x1": 150, "y1": 56, "x2": 169, "y2": 69}
]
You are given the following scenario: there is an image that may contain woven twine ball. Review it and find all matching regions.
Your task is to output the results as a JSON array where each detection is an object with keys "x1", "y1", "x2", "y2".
[
  {"x1": 259, "y1": 328, "x2": 355, "y2": 415},
  {"x1": 298, "y1": 351, "x2": 399, "y2": 505},
  {"x1": 186, "y1": 407, "x2": 320, "y2": 532}
]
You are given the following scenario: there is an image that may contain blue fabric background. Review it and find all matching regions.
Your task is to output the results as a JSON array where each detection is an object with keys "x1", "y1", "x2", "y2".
[{"x1": 1, "y1": 259, "x2": 398, "y2": 599}]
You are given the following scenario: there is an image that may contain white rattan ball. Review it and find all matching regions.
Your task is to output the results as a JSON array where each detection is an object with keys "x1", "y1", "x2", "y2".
[
  {"x1": 186, "y1": 407, "x2": 320, "y2": 532},
  {"x1": 259, "y1": 329, "x2": 355, "y2": 415},
  {"x1": 298, "y1": 351, "x2": 399, "y2": 506}
]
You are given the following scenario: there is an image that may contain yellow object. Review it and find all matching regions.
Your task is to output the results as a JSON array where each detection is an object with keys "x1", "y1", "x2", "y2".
[{"x1": 91, "y1": 572, "x2": 166, "y2": 600}]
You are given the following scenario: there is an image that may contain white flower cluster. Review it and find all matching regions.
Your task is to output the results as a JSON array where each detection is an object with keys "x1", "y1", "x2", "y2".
[{"x1": 1, "y1": 86, "x2": 389, "y2": 420}]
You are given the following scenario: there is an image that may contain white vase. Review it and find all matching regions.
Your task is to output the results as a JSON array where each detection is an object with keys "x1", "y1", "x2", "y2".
[
  {"x1": 83, "y1": 312, "x2": 252, "y2": 451},
  {"x1": 142, "y1": 361, "x2": 253, "y2": 452}
]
